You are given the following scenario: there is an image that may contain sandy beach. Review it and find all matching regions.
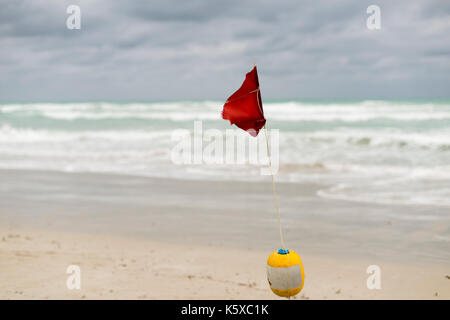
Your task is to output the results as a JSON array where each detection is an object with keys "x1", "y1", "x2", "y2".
[
  {"x1": 0, "y1": 169, "x2": 449, "y2": 299},
  {"x1": 1, "y1": 225, "x2": 449, "y2": 300}
]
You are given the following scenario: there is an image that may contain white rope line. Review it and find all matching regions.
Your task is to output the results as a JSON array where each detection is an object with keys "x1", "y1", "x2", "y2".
[{"x1": 263, "y1": 124, "x2": 286, "y2": 250}]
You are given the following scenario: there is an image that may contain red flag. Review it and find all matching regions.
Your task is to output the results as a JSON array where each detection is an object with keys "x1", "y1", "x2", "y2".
[{"x1": 222, "y1": 66, "x2": 266, "y2": 137}]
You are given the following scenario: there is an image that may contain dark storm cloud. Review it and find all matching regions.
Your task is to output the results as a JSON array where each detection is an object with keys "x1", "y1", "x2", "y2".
[
  {"x1": 117, "y1": 0, "x2": 231, "y2": 22},
  {"x1": 0, "y1": 0, "x2": 449, "y2": 101}
]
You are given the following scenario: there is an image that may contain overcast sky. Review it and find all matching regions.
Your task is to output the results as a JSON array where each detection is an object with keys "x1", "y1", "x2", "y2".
[{"x1": 1, "y1": 0, "x2": 449, "y2": 101}]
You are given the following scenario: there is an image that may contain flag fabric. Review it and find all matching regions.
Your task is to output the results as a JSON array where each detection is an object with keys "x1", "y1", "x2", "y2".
[{"x1": 222, "y1": 66, "x2": 266, "y2": 137}]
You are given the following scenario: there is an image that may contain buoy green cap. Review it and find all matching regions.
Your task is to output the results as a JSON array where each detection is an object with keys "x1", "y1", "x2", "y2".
[{"x1": 278, "y1": 248, "x2": 289, "y2": 254}]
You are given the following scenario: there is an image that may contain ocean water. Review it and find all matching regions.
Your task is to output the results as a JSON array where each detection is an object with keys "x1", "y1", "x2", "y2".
[{"x1": 1, "y1": 100, "x2": 449, "y2": 207}]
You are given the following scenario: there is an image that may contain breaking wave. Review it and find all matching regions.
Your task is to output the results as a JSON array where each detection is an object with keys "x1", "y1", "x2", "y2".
[{"x1": 1, "y1": 100, "x2": 449, "y2": 207}]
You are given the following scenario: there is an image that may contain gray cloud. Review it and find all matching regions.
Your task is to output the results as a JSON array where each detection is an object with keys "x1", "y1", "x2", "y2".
[{"x1": 0, "y1": 0, "x2": 449, "y2": 101}]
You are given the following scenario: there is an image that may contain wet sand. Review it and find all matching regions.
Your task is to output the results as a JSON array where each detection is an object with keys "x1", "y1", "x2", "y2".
[{"x1": 0, "y1": 169, "x2": 449, "y2": 299}]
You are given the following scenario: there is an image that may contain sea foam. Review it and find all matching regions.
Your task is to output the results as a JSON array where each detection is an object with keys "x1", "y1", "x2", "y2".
[{"x1": 1, "y1": 100, "x2": 449, "y2": 207}]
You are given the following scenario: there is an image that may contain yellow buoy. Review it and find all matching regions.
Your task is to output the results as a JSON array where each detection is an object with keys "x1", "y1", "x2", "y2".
[{"x1": 266, "y1": 249, "x2": 305, "y2": 298}]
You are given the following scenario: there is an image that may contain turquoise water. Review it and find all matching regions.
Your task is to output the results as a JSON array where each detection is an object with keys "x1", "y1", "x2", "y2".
[{"x1": 1, "y1": 100, "x2": 449, "y2": 207}]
